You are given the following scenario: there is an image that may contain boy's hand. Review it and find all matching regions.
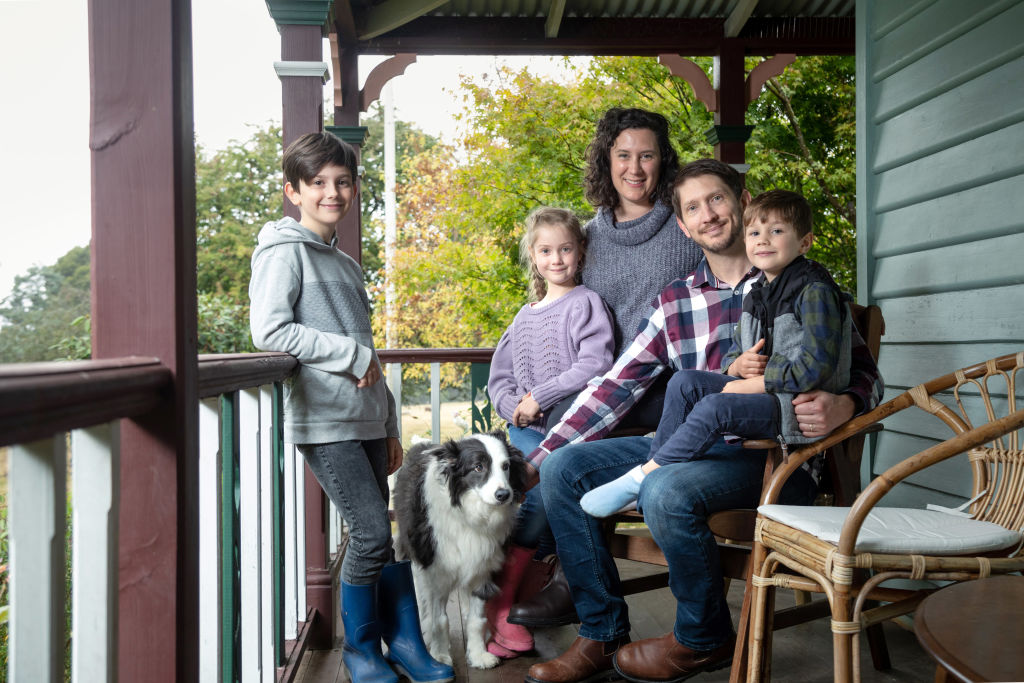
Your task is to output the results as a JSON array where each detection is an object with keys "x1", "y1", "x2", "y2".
[
  {"x1": 512, "y1": 394, "x2": 542, "y2": 427},
  {"x1": 356, "y1": 362, "x2": 381, "y2": 388},
  {"x1": 727, "y1": 339, "x2": 768, "y2": 378},
  {"x1": 385, "y1": 436, "x2": 403, "y2": 475},
  {"x1": 722, "y1": 376, "x2": 766, "y2": 394}
]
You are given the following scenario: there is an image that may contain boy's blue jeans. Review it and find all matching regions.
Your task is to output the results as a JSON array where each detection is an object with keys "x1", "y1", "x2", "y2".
[
  {"x1": 648, "y1": 369, "x2": 781, "y2": 466},
  {"x1": 540, "y1": 435, "x2": 816, "y2": 650},
  {"x1": 298, "y1": 439, "x2": 395, "y2": 584}
]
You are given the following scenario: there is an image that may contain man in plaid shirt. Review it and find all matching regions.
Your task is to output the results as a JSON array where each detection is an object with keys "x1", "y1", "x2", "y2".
[{"x1": 523, "y1": 160, "x2": 883, "y2": 683}]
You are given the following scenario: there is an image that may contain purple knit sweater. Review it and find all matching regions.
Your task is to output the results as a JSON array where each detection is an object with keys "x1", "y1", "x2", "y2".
[{"x1": 488, "y1": 286, "x2": 614, "y2": 432}]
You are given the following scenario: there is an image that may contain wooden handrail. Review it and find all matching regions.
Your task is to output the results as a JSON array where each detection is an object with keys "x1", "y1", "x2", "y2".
[
  {"x1": 0, "y1": 356, "x2": 170, "y2": 447},
  {"x1": 197, "y1": 352, "x2": 297, "y2": 398},
  {"x1": 0, "y1": 349, "x2": 498, "y2": 447},
  {"x1": 377, "y1": 348, "x2": 496, "y2": 364}
]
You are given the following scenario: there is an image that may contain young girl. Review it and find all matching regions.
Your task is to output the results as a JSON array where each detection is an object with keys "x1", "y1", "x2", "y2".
[{"x1": 485, "y1": 206, "x2": 615, "y2": 657}]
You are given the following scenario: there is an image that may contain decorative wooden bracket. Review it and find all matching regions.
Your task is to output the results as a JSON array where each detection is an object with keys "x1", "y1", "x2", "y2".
[
  {"x1": 360, "y1": 54, "x2": 418, "y2": 112},
  {"x1": 745, "y1": 53, "x2": 796, "y2": 105},
  {"x1": 658, "y1": 54, "x2": 718, "y2": 112},
  {"x1": 658, "y1": 52, "x2": 798, "y2": 113}
]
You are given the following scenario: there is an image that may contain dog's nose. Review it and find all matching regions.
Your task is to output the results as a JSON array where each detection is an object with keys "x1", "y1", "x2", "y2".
[{"x1": 494, "y1": 488, "x2": 511, "y2": 504}]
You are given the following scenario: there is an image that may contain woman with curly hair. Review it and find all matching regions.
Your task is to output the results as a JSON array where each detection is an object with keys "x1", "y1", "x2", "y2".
[{"x1": 581, "y1": 107, "x2": 702, "y2": 355}]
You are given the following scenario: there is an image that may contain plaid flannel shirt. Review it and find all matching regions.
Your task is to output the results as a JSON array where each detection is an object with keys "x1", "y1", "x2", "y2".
[{"x1": 527, "y1": 258, "x2": 884, "y2": 469}]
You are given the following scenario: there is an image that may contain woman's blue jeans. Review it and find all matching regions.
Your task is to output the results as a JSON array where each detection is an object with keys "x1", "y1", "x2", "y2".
[
  {"x1": 540, "y1": 435, "x2": 816, "y2": 648},
  {"x1": 507, "y1": 425, "x2": 555, "y2": 556}
]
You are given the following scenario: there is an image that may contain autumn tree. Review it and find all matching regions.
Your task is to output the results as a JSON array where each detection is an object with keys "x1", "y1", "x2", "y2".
[{"x1": 378, "y1": 55, "x2": 857, "y2": 359}]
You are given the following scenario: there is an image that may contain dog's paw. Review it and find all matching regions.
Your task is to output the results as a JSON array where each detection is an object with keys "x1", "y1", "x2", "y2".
[
  {"x1": 467, "y1": 651, "x2": 501, "y2": 669},
  {"x1": 428, "y1": 648, "x2": 453, "y2": 666}
]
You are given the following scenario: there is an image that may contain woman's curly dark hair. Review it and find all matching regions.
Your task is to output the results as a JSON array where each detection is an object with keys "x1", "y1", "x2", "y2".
[{"x1": 583, "y1": 108, "x2": 680, "y2": 211}]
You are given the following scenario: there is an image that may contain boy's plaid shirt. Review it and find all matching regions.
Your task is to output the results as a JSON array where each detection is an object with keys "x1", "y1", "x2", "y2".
[{"x1": 528, "y1": 259, "x2": 884, "y2": 468}]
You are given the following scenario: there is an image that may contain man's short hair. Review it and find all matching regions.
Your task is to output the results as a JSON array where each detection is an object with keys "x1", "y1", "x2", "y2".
[
  {"x1": 671, "y1": 159, "x2": 744, "y2": 217},
  {"x1": 282, "y1": 132, "x2": 358, "y2": 188},
  {"x1": 743, "y1": 190, "x2": 813, "y2": 237}
]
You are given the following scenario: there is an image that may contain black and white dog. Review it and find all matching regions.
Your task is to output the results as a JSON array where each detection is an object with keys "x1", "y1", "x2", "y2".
[{"x1": 393, "y1": 431, "x2": 527, "y2": 669}]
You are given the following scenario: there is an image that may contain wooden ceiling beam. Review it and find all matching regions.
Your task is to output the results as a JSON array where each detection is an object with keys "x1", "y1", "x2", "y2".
[{"x1": 352, "y1": 17, "x2": 854, "y2": 56}]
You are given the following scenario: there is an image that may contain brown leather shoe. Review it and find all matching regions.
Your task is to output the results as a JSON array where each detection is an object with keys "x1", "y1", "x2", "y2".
[
  {"x1": 508, "y1": 559, "x2": 580, "y2": 627},
  {"x1": 613, "y1": 632, "x2": 735, "y2": 683},
  {"x1": 526, "y1": 635, "x2": 629, "y2": 683}
]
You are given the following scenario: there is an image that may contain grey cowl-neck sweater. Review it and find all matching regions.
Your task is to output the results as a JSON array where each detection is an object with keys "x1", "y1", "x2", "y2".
[{"x1": 582, "y1": 201, "x2": 702, "y2": 354}]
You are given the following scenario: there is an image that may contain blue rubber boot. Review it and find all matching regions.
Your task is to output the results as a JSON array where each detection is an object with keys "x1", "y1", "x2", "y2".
[
  {"x1": 379, "y1": 561, "x2": 456, "y2": 683},
  {"x1": 340, "y1": 580, "x2": 399, "y2": 683}
]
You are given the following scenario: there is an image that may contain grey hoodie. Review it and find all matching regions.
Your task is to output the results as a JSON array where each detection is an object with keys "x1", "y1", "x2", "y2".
[{"x1": 249, "y1": 217, "x2": 398, "y2": 444}]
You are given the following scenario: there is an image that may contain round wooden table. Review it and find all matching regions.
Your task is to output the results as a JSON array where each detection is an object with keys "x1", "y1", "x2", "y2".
[{"x1": 914, "y1": 575, "x2": 1024, "y2": 682}]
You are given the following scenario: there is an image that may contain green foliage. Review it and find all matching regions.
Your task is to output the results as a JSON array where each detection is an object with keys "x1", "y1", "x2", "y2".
[
  {"x1": 198, "y1": 293, "x2": 256, "y2": 354},
  {"x1": 359, "y1": 104, "x2": 441, "y2": 294},
  {"x1": 0, "y1": 245, "x2": 91, "y2": 363},
  {"x1": 746, "y1": 56, "x2": 857, "y2": 292},
  {"x1": 195, "y1": 124, "x2": 284, "y2": 303},
  {"x1": 51, "y1": 315, "x2": 91, "y2": 361}
]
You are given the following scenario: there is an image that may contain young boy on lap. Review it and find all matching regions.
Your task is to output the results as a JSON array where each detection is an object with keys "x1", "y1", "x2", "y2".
[{"x1": 582, "y1": 189, "x2": 853, "y2": 517}]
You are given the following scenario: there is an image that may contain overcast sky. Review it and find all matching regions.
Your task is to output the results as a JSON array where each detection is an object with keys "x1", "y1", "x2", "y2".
[{"x1": 0, "y1": 0, "x2": 575, "y2": 301}]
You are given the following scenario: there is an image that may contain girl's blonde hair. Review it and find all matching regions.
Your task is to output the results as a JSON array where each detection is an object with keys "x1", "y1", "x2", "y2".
[{"x1": 520, "y1": 207, "x2": 587, "y2": 301}]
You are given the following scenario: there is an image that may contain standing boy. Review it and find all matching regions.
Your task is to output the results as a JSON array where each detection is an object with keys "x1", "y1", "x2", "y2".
[
  {"x1": 249, "y1": 132, "x2": 452, "y2": 683},
  {"x1": 580, "y1": 189, "x2": 852, "y2": 517}
]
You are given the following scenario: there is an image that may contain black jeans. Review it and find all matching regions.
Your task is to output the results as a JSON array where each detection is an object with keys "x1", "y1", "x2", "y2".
[{"x1": 298, "y1": 439, "x2": 395, "y2": 584}]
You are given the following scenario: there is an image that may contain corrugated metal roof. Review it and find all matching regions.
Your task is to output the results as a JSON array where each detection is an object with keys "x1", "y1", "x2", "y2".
[
  {"x1": 345, "y1": 0, "x2": 856, "y2": 55},
  {"x1": 419, "y1": 0, "x2": 854, "y2": 20}
]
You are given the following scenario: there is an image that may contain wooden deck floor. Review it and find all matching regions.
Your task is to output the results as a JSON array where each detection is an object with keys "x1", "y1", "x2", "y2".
[{"x1": 294, "y1": 559, "x2": 937, "y2": 682}]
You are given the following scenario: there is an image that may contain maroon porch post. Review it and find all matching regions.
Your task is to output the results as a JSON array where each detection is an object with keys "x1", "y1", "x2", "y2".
[
  {"x1": 267, "y1": 0, "x2": 336, "y2": 649},
  {"x1": 88, "y1": 0, "x2": 198, "y2": 680},
  {"x1": 707, "y1": 40, "x2": 754, "y2": 168},
  {"x1": 330, "y1": 8, "x2": 365, "y2": 262}
]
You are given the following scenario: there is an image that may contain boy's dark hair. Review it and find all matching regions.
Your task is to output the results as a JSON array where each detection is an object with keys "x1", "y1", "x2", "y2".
[
  {"x1": 743, "y1": 189, "x2": 813, "y2": 237},
  {"x1": 584, "y1": 108, "x2": 679, "y2": 210},
  {"x1": 671, "y1": 159, "x2": 745, "y2": 217},
  {"x1": 282, "y1": 132, "x2": 358, "y2": 188}
]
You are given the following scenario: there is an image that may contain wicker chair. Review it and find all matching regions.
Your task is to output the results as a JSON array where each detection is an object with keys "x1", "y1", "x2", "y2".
[{"x1": 745, "y1": 352, "x2": 1024, "y2": 683}]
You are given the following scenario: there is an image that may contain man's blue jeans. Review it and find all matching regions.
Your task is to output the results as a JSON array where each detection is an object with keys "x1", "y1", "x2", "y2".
[{"x1": 540, "y1": 435, "x2": 816, "y2": 649}]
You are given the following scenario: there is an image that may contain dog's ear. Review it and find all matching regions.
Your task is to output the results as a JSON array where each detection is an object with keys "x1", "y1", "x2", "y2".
[
  {"x1": 506, "y1": 443, "x2": 529, "y2": 498},
  {"x1": 432, "y1": 439, "x2": 462, "y2": 482},
  {"x1": 488, "y1": 429, "x2": 513, "y2": 450}
]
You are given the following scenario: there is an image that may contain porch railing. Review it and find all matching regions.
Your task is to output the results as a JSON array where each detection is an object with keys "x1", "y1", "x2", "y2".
[{"x1": 0, "y1": 347, "x2": 494, "y2": 682}]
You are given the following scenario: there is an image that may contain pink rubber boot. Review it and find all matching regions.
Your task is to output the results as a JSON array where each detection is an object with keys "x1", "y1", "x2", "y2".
[{"x1": 485, "y1": 545, "x2": 535, "y2": 657}]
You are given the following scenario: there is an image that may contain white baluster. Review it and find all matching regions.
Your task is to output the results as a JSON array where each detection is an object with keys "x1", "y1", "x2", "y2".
[
  {"x1": 197, "y1": 398, "x2": 221, "y2": 680},
  {"x1": 431, "y1": 362, "x2": 441, "y2": 441},
  {"x1": 239, "y1": 387, "x2": 263, "y2": 682},
  {"x1": 9, "y1": 434, "x2": 67, "y2": 683},
  {"x1": 258, "y1": 385, "x2": 275, "y2": 681},
  {"x1": 283, "y1": 441, "x2": 299, "y2": 640},
  {"x1": 71, "y1": 424, "x2": 119, "y2": 683}
]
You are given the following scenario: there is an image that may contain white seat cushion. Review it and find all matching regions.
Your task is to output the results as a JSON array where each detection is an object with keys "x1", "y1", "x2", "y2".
[{"x1": 757, "y1": 504, "x2": 1021, "y2": 555}]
